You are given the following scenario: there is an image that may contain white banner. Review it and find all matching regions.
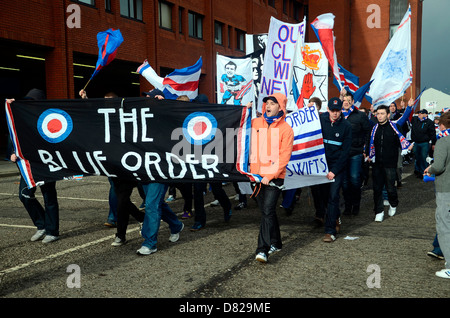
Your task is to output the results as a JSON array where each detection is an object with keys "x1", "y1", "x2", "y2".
[
  {"x1": 287, "y1": 42, "x2": 328, "y2": 112},
  {"x1": 216, "y1": 54, "x2": 253, "y2": 106},
  {"x1": 283, "y1": 105, "x2": 333, "y2": 190},
  {"x1": 257, "y1": 17, "x2": 305, "y2": 113}
]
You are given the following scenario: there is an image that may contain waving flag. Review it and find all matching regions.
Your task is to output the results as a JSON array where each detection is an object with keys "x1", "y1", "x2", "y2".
[
  {"x1": 353, "y1": 80, "x2": 373, "y2": 108},
  {"x1": 90, "y1": 29, "x2": 124, "y2": 81},
  {"x1": 368, "y1": 5, "x2": 412, "y2": 109},
  {"x1": 138, "y1": 57, "x2": 203, "y2": 100},
  {"x1": 333, "y1": 63, "x2": 360, "y2": 93},
  {"x1": 408, "y1": 87, "x2": 426, "y2": 122},
  {"x1": 311, "y1": 13, "x2": 342, "y2": 91}
]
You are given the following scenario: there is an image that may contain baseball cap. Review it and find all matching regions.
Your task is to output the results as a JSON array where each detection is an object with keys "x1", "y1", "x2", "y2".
[
  {"x1": 328, "y1": 97, "x2": 343, "y2": 111},
  {"x1": 419, "y1": 109, "x2": 428, "y2": 114},
  {"x1": 143, "y1": 89, "x2": 165, "y2": 98},
  {"x1": 263, "y1": 95, "x2": 279, "y2": 104}
]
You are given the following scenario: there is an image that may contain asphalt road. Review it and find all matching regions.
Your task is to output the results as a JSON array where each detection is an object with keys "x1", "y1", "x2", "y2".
[{"x1": 0, "y1": 163, "x2": 449, "y2": 308}]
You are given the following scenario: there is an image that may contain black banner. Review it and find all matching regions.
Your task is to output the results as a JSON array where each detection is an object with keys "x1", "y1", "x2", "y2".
[{"x1": 6, "y1": 97, "x2": 253, "y2": 187}]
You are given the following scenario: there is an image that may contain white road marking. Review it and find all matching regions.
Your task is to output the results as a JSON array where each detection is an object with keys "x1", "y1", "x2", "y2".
[
  {"x1": 0, "y1": 226, "x2": 140, "y2": 276},
  {"x1": 0, "y1": 192, "x2": 108, "y2": 202},
  {"x1": 0, "y1": 224, "x2": 35, "y2": 229}
]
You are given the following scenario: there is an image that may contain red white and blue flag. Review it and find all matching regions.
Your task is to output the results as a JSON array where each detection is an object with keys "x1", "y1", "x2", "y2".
[
  {"x1": 311, "y1": 13, "x2": 342, "y2": 91},
  {"x1": 138, "y1": 57, "x2": 203, "y2": 100},
  {"x1": 333, "y1": 63, "x2": 360, "y2": 94},
  {"x1": 90, "y1": 28, "x2": 124, "y2": 80}
]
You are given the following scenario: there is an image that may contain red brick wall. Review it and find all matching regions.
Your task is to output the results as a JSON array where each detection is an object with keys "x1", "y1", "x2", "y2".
[{"x1": 0, "y1": 0, "x2": 421, "y2": 105}]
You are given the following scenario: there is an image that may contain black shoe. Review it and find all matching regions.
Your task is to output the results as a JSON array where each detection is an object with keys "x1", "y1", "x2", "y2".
[{"x1": 284, "y1": 206, "x2": 294, "y2": 216}]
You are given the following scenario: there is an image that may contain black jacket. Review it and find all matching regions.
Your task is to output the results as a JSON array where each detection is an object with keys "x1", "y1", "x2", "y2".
[
  {"x1": 410, "y1": 116, "x2": 436, "y2": 144},
  {"x1": 346, "y1": 108, "x2": 373, "y2": 157},
  {"x1": 365, "y1": 120, "x2": 401, "y2": 168},
  {"x1": 319, "y1": 112, "x2": 352, "y2": 176}
]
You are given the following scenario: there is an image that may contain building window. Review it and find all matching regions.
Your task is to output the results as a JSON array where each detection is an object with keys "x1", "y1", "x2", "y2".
[
  {"x1": 236, "y1": 29, "x2": 245, "y2": 51},
  {"x1": 228, "y1": 26, "x2": 232, "y2": 48},
  {"x1": 268, "y1": 0, "x2": 275, "y2": 8},
  {"x1": 390, "y1": 0, "x2": 408, "y2": 38},
  {"x1": 188, "y1": 11, "x2": 203, "y2": 39},
  {"x1": 120, "y1": 0, "x2": 143, "y2": 21},
  {"x1": 105, "y1": 0, "x2": 111, "y2": 11},
  {"x1": 159, "y1": 1, "x2": 172, "y2": 30},
  {"x1": 215, "y1": 21, "x2": 223, "y2": 45},
  {"x1": 76, "y1": 0, "x2": 95, "y2": 5}
]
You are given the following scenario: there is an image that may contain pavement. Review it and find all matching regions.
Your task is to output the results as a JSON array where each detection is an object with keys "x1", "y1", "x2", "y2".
[
  {"x1": 0, "y1": 159, "x2": 19, "y2": 177},
  {"x1": 0, "y1": 156, "x2": 449, "y2": 306}
]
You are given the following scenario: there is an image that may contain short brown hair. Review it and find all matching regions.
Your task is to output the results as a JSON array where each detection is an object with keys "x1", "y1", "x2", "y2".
[
  {"x1": 439, "y1": 112, "x2": 450, "y2": 129},
  {"x1": 176, "y1": 95, "x2": 190, "y2": 101},
  {"x1": 309, "y1": 97, "x2": 322, "y2": 110}
]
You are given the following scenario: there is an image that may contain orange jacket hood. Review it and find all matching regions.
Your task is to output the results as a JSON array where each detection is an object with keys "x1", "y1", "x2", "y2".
[{"x1": 261, "y1": 93, "x2": 288, "y2": 119}]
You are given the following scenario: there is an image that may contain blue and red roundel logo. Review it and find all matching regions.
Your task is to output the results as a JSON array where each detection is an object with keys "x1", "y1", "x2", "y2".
[
  {"x1": 37, "y1": 109, "x2": 73, "y2": 143},
  {"x1": 182, "y1": 112, "x2": 217, "y2": 145}
]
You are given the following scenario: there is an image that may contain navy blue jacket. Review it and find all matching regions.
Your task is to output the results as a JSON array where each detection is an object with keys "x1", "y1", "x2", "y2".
[{"x1": 319, "y1": 112, "x2": 352, "y2": 176}]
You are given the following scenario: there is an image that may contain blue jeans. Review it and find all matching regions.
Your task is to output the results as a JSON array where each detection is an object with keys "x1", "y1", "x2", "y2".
[
  {"x1": 141, "y1": 183, "x2": 183, "y2": 249},
  {"x1": 19, "y1": 177, "x2": 59, "y2": 236},
  {"x1": 342, "y1": 154, "x2": 363, "y2": 209},
  {"x1": 414, "y1": 142, "x2": 430, "y2": 175}
]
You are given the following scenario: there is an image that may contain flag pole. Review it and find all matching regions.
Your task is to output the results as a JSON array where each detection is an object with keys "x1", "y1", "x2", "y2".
[{"x1": 82, "y1": 78, "x2": 92, "y2": 91}]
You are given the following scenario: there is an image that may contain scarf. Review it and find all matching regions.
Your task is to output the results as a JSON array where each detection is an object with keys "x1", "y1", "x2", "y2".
[
  {"x1": 437, "y1": 129, "x2": 450, "y2": 140},
  {"x1": 263, "y1": 111, "x2": 284, "y2": 125},
  {"x1": 342, "y1": 105, "x2": 355, "y2": 119},
  {"x1": 369, "y1": 120, "x2": 411, "y2": 161}
]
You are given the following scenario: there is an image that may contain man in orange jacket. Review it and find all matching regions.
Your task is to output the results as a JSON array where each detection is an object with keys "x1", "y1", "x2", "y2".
[{"x1": 248, "y1": 93, "x2": 294, "y2": 263}]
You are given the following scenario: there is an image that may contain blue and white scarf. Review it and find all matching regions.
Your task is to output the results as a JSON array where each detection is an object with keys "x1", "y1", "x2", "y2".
[
  {"x1": 369, "y1": 120, "x2": 411, "y2": 161},
  {"x1": 263, "y1": 111, "x2": 284, "y2": 125},
  {"x1": 437, "y1": 129, "x2": 450, "y2": 140},
  {"x1": 342, "y1": 105, "x2": 356, "y2": 119}
]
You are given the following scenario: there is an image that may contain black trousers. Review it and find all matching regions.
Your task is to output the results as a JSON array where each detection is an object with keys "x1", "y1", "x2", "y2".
[
  {"x1": 111, "y1": 178, "x2": 145, "y2": 240},
  {"x1": 254, "y1": 179, "x2": 283, "y2": 256},
  {"x1": 372, "y1": 164, "x2": 398, "y2": 214},
  {"x1": 193, "y1": 182, "x2": 231, "y2": 225}
]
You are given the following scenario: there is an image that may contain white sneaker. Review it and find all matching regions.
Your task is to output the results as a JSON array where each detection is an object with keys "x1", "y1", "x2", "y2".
[
  {"x1": 375, "y1": 212, "x2": 384, "y2": 222},
  {"x1": 268, "y1": 245, "x2": 281, "y2": 255},
  {"x1": 255, "y1": 252, "x2": 267, "y2": 263},
  {"x1": 42, "y1": 235, "x2": 59, "y2": 243},
  {"x1": 388, "y1": 205, "x2": 397, "y2": 217},
  {"x1": 383, "y1": 200, "x2": 389, "y2": 206},
  {"x1": 136, "y1": 246, "x2": 157, "y2": 256},
  {"x1": 435, "y1": 269, "x2": 450, "y2": 279},
  {"x1": 111, "y1": 236, "x2": 126, "y2": 246},
  {"x1": 30, "y1": 229, "x2": 46, "y2": 241},
  {"x1": 169, "y1": 223, "x2": 184, "y2": 242},
  {"x1": 210, "y1": 199, "x2": 220, "y2": 206}
]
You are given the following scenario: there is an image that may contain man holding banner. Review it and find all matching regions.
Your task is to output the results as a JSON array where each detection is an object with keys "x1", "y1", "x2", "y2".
[{"x1": 249, "y1": 93, "x2": 294, "y2": 263}]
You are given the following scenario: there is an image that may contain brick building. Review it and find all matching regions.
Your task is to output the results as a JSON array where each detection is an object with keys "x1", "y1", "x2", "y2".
[{"x1": 0, "y1": 0, "x2": 422, "y2": 155}]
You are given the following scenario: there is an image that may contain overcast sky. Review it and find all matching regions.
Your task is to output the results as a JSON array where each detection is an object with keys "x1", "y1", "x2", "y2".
[{"x1": 421, "y1": 0, "x2": 450, "y2": 94}]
